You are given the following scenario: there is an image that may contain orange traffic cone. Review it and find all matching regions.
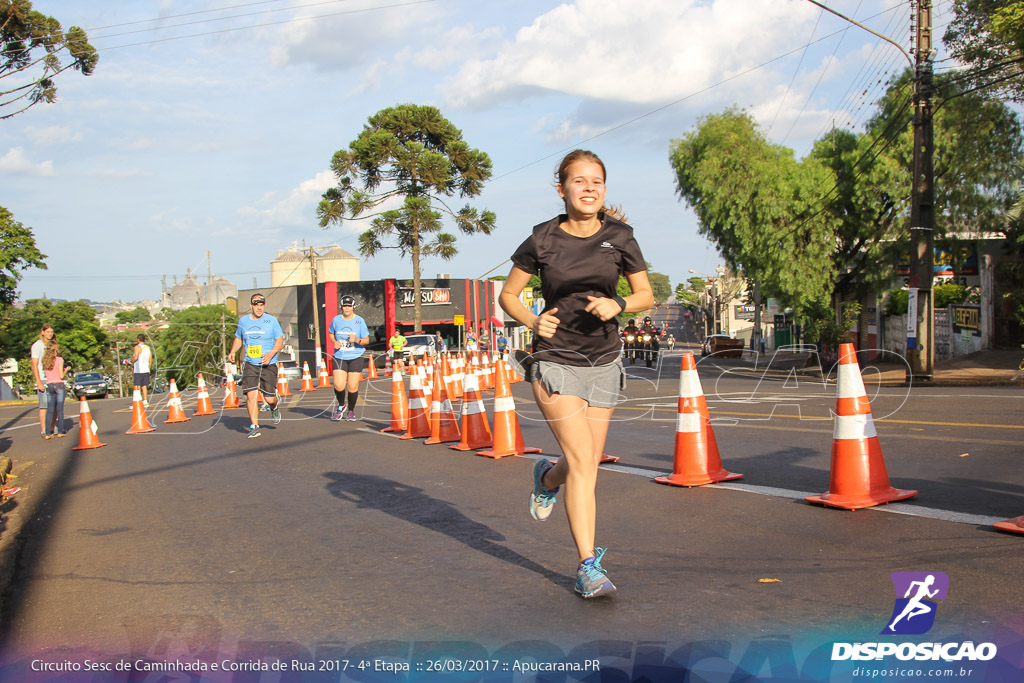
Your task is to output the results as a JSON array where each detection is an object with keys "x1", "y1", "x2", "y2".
[
  {"x1": 994, "y1": 516, "x2": 1024, "y2": 534},
  {"x1": 126, "y1": 386, "x2": 156, "y2": 434},
  {"x1": 299, "y1": 361, "x2": 317, "y2": 392},
  {"x1": 367, "y1": 355, "x2": 379, "y2": 380},
  {"x1": 163, "y1": 379, "x2": 191, "y2": 424},
  {"x1": 318, "y1": 356, "x2": 331, "y2": 388},
  {"x1": 477, "y1": 361, "x2": 542, "y2": 458},
  {"x1": 384, "y1": 355, "x2": 393, "y2": 375},
  {"x1": 223, "y1": 373, "x2": 241, "y2": 409},
  {"x1": 380, "y1": 365, "x2": 410, "y2": 433},
  {"x1": 400, "y1": 370, "x2": 432, "y2": 440},
  {"x1": 450, "y1": 369, "x2": 493, "y2": 451},
  {"x1": 277, "y1": 370, "x2": 292, "y2": 397},
  {"x1": 425, "y1": 366, "x2": 461, "y2": 445},
  {"x1": 72, "y1": 396, "x2": 106, "y2": 450},
  {"x1": 193, "y1": 373, "x2": 216, "y2": 416},
  {"x1": 805, "y1": 343, "x2": 917, "y2": 510},
  {"x1": 655, "y1": 352, "x2": 742, "y2": 487},
  {"x1": 449, "y1": 354, "x2": 464, "y2": 399}
]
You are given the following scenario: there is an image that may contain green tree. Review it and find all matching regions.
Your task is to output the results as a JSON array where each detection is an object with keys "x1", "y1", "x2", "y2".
[
  {"x1": 0, "y1": 298, "x2": 105, "y2": 374},
  {"x1": 944, "y1": 0, "x2": 1024, "y2": 103},
  {"x1": 156, "y1": 305, "x2": 233, "y2": 386},
  {"x1": 114, "y1": 306, "x2": 152, "y2": 325},
  {"x1": 0, "y1": 205, "x2": 46, "y2": 306},
  {"x1": 318, "y1": 104, "x2": 495, "y2": 330},
  {"x1": 1, "y1": 0, "x2": 98, "y2": 120},
  {"x1": 648, "y1": 269, "x2": 671, "y2": 303},
  {"x1": 669, "y1": 108, "x2": 837, "y2": 317}
]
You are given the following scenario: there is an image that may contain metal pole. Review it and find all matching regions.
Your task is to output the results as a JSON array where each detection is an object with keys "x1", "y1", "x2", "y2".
[
  {"x1": 309, "y1": 247, "x2": 322, "y2": 369},
  {"x1": 908, "y1": 0, "x2": 935, "y2": 381}
]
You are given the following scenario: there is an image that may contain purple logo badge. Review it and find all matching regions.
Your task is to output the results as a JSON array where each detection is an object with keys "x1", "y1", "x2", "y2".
[{"x1": 881, "y1": 571, "x2": 949, "y2": 635}]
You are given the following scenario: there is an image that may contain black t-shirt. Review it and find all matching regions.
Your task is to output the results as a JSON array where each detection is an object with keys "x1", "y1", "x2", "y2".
[{"x1": 511, "y1": 213, "x2": 646, "y2": 366}]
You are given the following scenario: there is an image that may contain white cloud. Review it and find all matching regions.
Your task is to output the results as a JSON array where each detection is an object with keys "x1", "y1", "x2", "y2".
[
  {"x1": 235, "y1": 170, "x2": 338, "y2": 229},
  {"x1": 266, "y1": 2, "x2": 444, "y2": 70},
  {"x1": 89, "y1": 168, "x2": 148, "y2": 179},
  {"x1": 21, "y1": 125, "x2": 83, "y2": 145},
  {"x1": 442, "y1": 0, "x2": 817, "y2": 108},
  {"x1": 0, "y1": 147, "x2": 56, "y2": 176}
]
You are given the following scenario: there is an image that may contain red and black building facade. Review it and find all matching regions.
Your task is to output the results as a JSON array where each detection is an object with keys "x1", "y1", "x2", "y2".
[{"x1": 295, "y1": 278, "x2": 503, "y2": 358}]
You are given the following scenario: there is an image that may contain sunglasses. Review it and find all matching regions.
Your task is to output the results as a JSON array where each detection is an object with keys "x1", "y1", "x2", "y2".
[{"x1": 251, "y1": 300, "x2": 266, "y2": 305}]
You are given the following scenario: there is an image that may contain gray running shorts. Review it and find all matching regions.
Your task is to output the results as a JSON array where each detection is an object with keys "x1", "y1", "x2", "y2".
[{"x1": 522, "y1": 358, "x2": 625, "y2": 409}]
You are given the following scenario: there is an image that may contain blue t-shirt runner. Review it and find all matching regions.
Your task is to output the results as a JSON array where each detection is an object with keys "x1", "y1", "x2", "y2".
[
  {"x1": 236, "y1": 313, "x2": 285, "y2": 366},
  {"x1": 328, "y1": 295, "x2": 371, "y2": 422},
  {"x1": 328, "y1": 313, "x2": 369, "y2": 361}
]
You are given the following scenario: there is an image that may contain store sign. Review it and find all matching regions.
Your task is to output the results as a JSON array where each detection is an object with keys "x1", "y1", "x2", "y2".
[
  {"x1": 951, "y1": 305, "x2": 981, "y2": 337},
  {"x1": 734, "y1": 304, "x2": 755, "y2": 320},
  {"x1": 399, "y1": 287, "x2": 451, "y2": 307}
]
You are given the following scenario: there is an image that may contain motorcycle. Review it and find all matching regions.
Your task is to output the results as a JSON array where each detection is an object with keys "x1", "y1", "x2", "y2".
[
  {"x1": 667, "y1": 335, "x2": 675, "y2": 351},
  {"x1": 623, "y1": 331, "x2": 638, "y2": 364},
  {"x1": 639, "y1": 328, "x2": 660, "y2": 367}
]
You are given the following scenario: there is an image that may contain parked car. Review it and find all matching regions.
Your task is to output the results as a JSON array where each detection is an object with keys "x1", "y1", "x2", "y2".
[
  {"x1": 701, "y1": 334, "x2": 743, "y2": 358},
  {"x1": 71, "y1": 371, "x2": 107, "y2": 399},
  {"x1": 278, "y1": 359, "x2": 301, "y2": 381},
  {"x1": 402, "y1": 333, "x2": 441, "y2": 361}
]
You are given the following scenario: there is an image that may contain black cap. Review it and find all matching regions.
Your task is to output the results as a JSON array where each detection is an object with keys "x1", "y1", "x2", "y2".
[{"x1": 340, "y1": 295, "x2": 356, "y2": 307}]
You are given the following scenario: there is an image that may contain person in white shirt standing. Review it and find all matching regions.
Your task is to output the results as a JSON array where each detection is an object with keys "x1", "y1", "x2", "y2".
[
  {"x1": 131, "y1": 334, "x2": 153, "y2": 407},
  {"x1": 30, "y1": 323, "x2": 54, "y2": 437}
]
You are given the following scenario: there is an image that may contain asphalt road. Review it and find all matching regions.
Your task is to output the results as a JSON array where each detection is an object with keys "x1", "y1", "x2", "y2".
[{"x1": 0, "y1": 337, "x2": 1022, "y2": 681}]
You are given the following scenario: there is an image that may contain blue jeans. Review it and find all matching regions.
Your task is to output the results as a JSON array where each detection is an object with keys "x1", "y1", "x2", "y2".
[{"x1": 45, "y1": 382, "x2": 66, "y2": 435}]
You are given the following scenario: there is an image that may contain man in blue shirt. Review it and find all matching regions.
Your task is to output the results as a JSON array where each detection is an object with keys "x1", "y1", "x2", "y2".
[
  {"x1": 327, "y1": 294, "x2": 370, "y2": 421},
  {"x1": 229, "y1": 293, "x2": 285, "y2": 438}
]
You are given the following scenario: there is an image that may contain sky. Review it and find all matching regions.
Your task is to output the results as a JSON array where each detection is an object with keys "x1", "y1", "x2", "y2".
[{"x1": 2, "y1": 0, "x2": 952, "y2": 304}]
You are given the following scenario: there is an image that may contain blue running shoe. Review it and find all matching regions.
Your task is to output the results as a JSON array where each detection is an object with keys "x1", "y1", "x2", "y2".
[
  {"x1": 271, "y1": 405, "x2": 282, "y2": 424},
  {"x1": 529, "y1": 458, "x2": 559, "y2": 521},
  {"x1": 247, "y1": 424, "x2": 261, "y2": 439},
  {"x1": 575, "y1": 547, "x2": 616, "y2": 599}
]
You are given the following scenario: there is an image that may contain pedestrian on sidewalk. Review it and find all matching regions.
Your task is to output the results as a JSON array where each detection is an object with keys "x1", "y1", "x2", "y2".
[
  {"x1": 229, "y1": 293, "x2": 284, "y2": 439},
  {"x1": 498, "y1": 149, "x2": 653, "y2": 599},
  {"x1": 41, "y1": 341, "x2": 68, "y2": 439},
  {"x1": 328, "y1": 294, "x2": 370, "y2": 422},
  {"x1": 131, "y1": 334, "x2": 153, "y2": 406},
  {"x1": 30, "y1": 323, "x2": 54, "y2": 437}
]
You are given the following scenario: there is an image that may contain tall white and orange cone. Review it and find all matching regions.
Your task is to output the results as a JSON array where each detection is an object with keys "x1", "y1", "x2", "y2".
[
  {"x1": 163, "y1": 379, "x2": 191, "y2": 424},
  {"x1": 277, "y1": 370, "x2": 293, "y2": 397},
  {"x1": 450, "y1": 368, "x2": 493, "y2": 451},
  {"x1": 805, "y1": 343, "x2": 917, "y2": 510},
  {"x1": 400, "y1": 370, "x2": 432, "y2": 440},
  {"x1": 449, "y1": 354, "x2": 465, "y2": 399},
  {"x1": 654, "y1": 352, "x2": 742, "y2": 487},
  {"x1": 994, "y1": 516, "x2": 1024, "y2": 534},
  {"x1": 193, "y1": 373, "x2": 216, "y2": 416},
  {"x1": 299, "y1": 361, "x2": 317, "y2": 392},
  {"x1": 477, "y1": 360, "x2": 541, "y2": 458},
  {"x1": 223, "y1": 372, "x2": 241, "y2": 409},
  {"x1": 424, "y1": 366, "x2": 461, "y2": 445},
  {"x1": 317, "y1": 354, "x2": 331, "y2": 388},
  {"x1": 72, "y1": 396, "x2": 106, "y2": 450},
  {"x1": 126, "y1": 386, "x2": 156, "y2": 434},
  {"x1": 380, "y1": 364, "x2": 410, "y2": 433},
  {"x1": 367, "y1": 355, "x2": 379, "y2": 380}
]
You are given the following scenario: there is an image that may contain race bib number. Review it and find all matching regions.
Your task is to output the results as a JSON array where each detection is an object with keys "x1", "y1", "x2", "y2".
[
  {"x1": 246, "y1": 345, "x2": 263, "y2": 359},
  {"x1": 337, "y1": 340, "x2": 355, "y2": 350}
]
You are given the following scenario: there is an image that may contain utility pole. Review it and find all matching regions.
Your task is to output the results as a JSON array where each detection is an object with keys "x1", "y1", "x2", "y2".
[
  {"x1": 805, "y1": 0, "x2": 932, "y2": 379},
  {"x1": 908, "y1": 0, "x2": 935, "y2": 381},
  {"x1": 309, "y1": 247, "x2": 322, "y2": 370}
]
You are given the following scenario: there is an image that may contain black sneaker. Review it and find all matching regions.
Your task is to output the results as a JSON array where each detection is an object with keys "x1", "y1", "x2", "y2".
[{"x1": 247, "y1": 425, "x2": 261, "y2": 439}]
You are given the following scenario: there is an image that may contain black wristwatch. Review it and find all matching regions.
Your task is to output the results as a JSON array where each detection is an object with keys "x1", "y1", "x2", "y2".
[{"x1": 612, "y1": 295, "x2": 627, "y2": 313}]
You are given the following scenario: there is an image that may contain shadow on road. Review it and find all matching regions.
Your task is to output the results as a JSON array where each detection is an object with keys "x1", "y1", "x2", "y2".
[{"x1": 323, "y1": 471, "x2": 570, "y2": 590}]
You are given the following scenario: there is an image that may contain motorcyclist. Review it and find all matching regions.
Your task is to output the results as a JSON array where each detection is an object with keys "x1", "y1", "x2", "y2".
[
  {"x1": 621, "y1": 318, "x2": 640, "y2": 363},
  {"x1": 667, "y1": 334, "x2": 675, "y2": 351}
]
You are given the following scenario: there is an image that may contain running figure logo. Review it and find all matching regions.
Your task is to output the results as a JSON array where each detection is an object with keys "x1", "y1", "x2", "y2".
[{"x1": 881, "y1": 571, "x2": 949, "y2": 635}]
